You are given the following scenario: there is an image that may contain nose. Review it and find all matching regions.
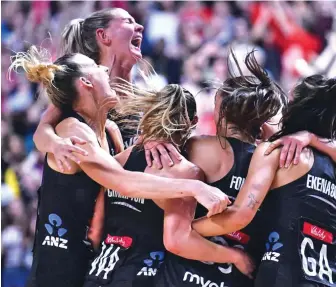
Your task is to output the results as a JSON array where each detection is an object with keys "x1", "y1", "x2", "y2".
[{"x1": 135, "y1": 22, "x2": 144, "y2": 33}]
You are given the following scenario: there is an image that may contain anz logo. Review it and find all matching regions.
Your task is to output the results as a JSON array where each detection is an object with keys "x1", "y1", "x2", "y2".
[
  {"x1": 42, "y1": 213, "x2": 68, "y2": 249},
  {"x1": 262, "y1": 231, "x2": 283, "y2": 262},
  {"x1": 137, "y1": 251, "x2": 165, "y2": 277}
]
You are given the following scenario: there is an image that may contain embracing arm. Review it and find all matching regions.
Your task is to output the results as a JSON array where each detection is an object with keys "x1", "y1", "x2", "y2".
[
  {"x1": 33, "y1": 104, "x2": 62, "y2": 153},
  {"x1": 161, "y1": 168, "x2": 253, "y2": 277},
  {"x1": 310, "y1": 134, "x2": 336, "y2": 162},
  {"x1": 163, "y1": 198, "x2": 252, "y2": 268},
  {"x1": 265, "y1": 131, "x2": 336, "y2": 168},
  {"x1": 55, "y1": 119, "x2": 218, "y2": 201},
  {"x1": 192, "y1": 143, "x2": 279, "y2": 237}
]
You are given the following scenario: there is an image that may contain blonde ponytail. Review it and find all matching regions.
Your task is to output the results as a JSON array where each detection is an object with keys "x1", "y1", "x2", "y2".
[{"x1": 9, "y1": 46, "x2": 64, "y2": 86}]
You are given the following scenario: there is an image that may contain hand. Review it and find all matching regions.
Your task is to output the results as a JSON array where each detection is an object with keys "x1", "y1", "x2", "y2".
[
  {"x1": 52, "y1": 136, "x2": 88, "y2": 172},
  {"x1": 144, "y1": 141, "x2": 182, "y2": 169},
  {"x1": 194, "y1": 185, "x2": 231, "y2": 217},
  {"x1": 264, "y1": 131, "x2": 314, "y2": 168},
  {"x1": 232, "y1": 248, "x2": 255, "y2": 279}
]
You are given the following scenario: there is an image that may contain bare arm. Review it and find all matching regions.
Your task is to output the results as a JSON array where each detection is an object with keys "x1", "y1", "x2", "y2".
[
  {"x1": 265, "y1": 131, "x2": 336, "y2": 168},
  {"x1": 34, "y1": 104, "x2": 88, "y2": 171},
  {"x1": 163, "y1": 197, "x2": 254, "y2": 277},
  {"x1": 154, "y1": 166, "x2": 253, "y2": 277},
  {"x1": 33, "y1": 104, "x2": 62, "y2": 153},
  {"x1": 310, "y1": 135, "x2": 336, "y2": 162},
  {"x1": 192, "y1": 143, "x2": 279, "y2": 237},
  {"x1": 55, "y1": 118, "x2": 228, "y2": 216}
]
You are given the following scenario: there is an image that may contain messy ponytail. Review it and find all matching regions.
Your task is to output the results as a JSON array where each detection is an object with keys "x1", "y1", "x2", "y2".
[
  {"x1": 111, "y1": 80, "x2": 197, "y2": 147},
  {"x1": 9, "y1": 45, "x2": 84, "y2": 109},
  {"x1": 216, "y1": 50, "x2": 287, "y2": 142}
]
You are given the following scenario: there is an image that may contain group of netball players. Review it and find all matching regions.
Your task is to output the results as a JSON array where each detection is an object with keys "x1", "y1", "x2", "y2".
[{"x1": 9, "y1": 7, "x2": 336, "y2": 287}]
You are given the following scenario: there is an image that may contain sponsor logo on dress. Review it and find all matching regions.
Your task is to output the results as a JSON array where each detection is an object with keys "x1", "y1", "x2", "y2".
[
  {"x1": 262, "y1": 231, "x2": 283, "y2": 262},
  {"x1": 42, "y1": 213, "x2": 68, "y2": 249},
  {"x1": 137, "y1": 251, "x2": 165, "y2": 277}
]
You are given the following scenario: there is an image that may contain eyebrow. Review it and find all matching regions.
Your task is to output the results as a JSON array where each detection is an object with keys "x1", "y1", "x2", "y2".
[{"x1": 122, "y1": 17, "x2": 135, "y2": 22}]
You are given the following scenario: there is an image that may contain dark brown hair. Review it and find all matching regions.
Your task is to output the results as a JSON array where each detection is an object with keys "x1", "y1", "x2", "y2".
[
  {"x1": 216, "y1": 50, "x2": 287, "y2": 142},
  {"x1": 270, "y1": 75, "x2": 336, "y2": 141}
]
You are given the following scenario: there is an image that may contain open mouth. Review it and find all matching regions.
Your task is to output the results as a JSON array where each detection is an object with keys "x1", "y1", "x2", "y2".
[{"x1": 131, "y1": 37, "x2": 142, "y2": 51}]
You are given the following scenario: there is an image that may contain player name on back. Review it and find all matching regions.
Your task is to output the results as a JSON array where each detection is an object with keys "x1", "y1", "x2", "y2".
[{"x1": 306, "y1": 175, "x2": 336, "y2": 200}]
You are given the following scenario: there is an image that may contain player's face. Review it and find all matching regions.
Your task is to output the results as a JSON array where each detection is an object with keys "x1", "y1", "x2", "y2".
[
  {"x1": 104, "y1": 8, "x2": 144, "y2": 64},
  {"x1": 73, "y1": 54, "x2": 112, "y2": 102}
]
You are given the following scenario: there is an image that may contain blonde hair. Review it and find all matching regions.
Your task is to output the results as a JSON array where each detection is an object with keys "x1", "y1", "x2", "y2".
[
  {"x1": 9, "y1": 45, "x2": 83, "y2": 109},
  {"x1": 112, "y1": 80, "x2": 197, "y2": 147},
  {"x1": 9, "y1": 46, "x2": 63, "y2": 85}
]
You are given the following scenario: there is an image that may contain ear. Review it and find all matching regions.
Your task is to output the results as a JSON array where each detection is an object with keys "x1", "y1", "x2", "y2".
[
  {"x1": 260, "y1": 123, "x2": 267, "y2": 142},
  {"x1": 79, "y1": 77, "x2": 93, "y2": 90},
  {"x1": 96, "y1": 28, "x2": 111, "y2": 45}
]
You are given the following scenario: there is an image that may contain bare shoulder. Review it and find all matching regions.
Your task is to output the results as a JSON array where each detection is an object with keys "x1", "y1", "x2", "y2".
[
  {"x1": 55, "y1": 117, "x2": 97, "y2": 143},
  {"x1": 254, "y1": 142, "x2": 281, "y2": 161},
  {"x1": 187, "y1": 135, "x2": 217, "y2": 161},
  {"x1": 273, "y1": 148, "x2": 313, "y2": 188},
  {"x1": 175, "y1": 158, "x2": 204, "y2": 181},
  {"x1": 187, "y1": 135, "x2": 217, "y2": 150}
]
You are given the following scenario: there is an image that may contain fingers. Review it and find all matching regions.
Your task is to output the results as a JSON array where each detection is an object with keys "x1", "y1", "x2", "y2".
[
  {"x1": 264, "y1": 139, "x2": 283, "y2": 155},
  {"x1": 156, "y1": 144, "x2": 173, "y2": 167},
  {"x1": 279, "y1": 141, "x2": 291, "y2": 168},
  {"x1": 150, "y1": 148, "x2": 162, "y2": 169},
  {"x1": 68, "y1": 145, "x2": 88, "y2": 156},
  {"x1": 66, "y1": 153, "x2": 81, "y2": 165},
  {"x1": 145, "y1": 149, "x2": 152, "y2": 167},
  {"x1": 163, "y1": 143, "x2": 182, "y2": 162},
  {"x1": 56, "y1": 156, "x2": 71, "y2": 171},
  {"x1": 70, "y1": 136, "x2": 87, "y2": 145},
  {"x1": 284, "y1": 143, "x2": 297, "y2": 168},
  {"x1": 56, "y1": 159, "x2": 65, "y2": 173},
  {"x1": 293, "y1": 145, "x2": 303, "y2": 165}
]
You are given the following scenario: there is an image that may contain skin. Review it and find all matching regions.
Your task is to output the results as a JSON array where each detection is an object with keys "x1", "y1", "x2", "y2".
[
  {"x1": 33, "y1": 8, "x2": 180, "y2": 171},
  {"x1": 111, "y1": 136, "x2": 254, "y2": 278},
  {"x1": 157, "y1": 92, "x2": 336, "y2": 278},
  {"x1": 151, "y1": 93, "x2": 259, "y2": 278},
  {"x1": 31, "y1": 55, "x2": 229, "y2": 249},
  {"x1": 191, "y1": 142, "x2": 313, "y2": 237},
  {"x1": 191, "y1": 115, "x2": 336, "y2": 238}
]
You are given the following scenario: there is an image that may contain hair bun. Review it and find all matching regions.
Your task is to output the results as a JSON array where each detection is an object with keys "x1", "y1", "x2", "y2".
[
  {"x1": 26, "y1": 63, "x2": 61, "y2": 85},
  {"x1": 9, "y1": 45, "x2": 64, "y2": 86}
]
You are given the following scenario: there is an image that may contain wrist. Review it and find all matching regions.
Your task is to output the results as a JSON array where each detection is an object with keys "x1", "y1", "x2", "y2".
[
  {"x1": 229, "y1": 248, "x2": 242, "y2": 264},
  {"x1": 189, "y1": 180, "x2": 204, "y2": 197},
  {"x1": 309, "y1": 133, "x2": 318, "y2": 146},
  {"x1": 51, "y1": 136, "x2": 63, "y2": 153}
]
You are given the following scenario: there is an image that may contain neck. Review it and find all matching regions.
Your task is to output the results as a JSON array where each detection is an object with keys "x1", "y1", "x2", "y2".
[
  {"x1": 100, "y1": 53, "x2": 133, "y2": 83},
  {"x1": 219, "y1": 123, "x2": 254, "y2": 144},
  {"x1": 74, "y1": 103, "x2": 106, "y2": 139}
]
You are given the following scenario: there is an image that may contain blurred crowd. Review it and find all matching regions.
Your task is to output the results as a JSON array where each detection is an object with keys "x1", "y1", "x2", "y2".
[{"x1": 1, "y1": 1, "x2": 336, "y2": 286}]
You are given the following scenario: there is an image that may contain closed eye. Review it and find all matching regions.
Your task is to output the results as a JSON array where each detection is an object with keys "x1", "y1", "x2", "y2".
[{"x1": 125, "y1": 17, "x2": 135, "y2": 24}]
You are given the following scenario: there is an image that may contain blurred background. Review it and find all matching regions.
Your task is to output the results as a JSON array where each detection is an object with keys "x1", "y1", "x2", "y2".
[{"x1": 1, "y1": 1, "x2": 336, "y2": 286}]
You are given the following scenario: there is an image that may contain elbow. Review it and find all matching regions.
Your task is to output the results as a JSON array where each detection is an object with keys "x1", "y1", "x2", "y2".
[
  {"x1": 233, "y1": 207, "x2": 255, "y2": 231},
  {"x1": 163, "y1": 231, "x2": 186, "y2": 256}
]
